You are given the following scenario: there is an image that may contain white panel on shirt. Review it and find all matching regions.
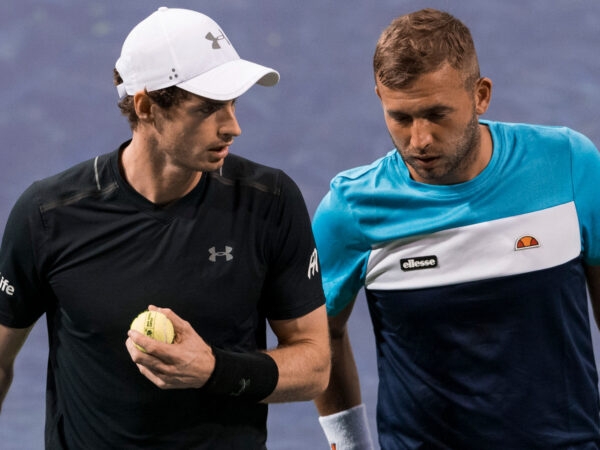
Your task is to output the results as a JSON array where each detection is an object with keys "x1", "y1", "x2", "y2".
[{"x1": 365, "y1": 202, "x2": 581, "y2": 290}]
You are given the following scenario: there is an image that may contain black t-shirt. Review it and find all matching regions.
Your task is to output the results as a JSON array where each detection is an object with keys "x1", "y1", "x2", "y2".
[{"x1": 0, "y1": 145, "x2": 325, "y2": 449}]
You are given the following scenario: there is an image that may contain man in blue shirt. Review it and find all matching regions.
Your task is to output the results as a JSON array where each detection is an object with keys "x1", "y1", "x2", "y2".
[{"x1": 314, "y1": 8, "x2": 600, "y2": 449}]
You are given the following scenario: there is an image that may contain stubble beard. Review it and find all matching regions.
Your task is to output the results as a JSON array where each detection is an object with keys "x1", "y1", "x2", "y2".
[{"x1": 394, "y1": 113, "x2": 482, "y2": 185}]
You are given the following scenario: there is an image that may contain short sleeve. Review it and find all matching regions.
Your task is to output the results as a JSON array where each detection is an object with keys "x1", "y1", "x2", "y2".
[
  {"x1": 260, "y1": 172, "x2": 325, "y2": 320},
  {"x1": 312, "y1": 181, "x2": 369, "y2": 317},
  {"x1": 0, "y1": 183, "x2": 48, "y2": 327},
  {"x1": 570, "y1": 130, "x2": 600, "y2": 264}
]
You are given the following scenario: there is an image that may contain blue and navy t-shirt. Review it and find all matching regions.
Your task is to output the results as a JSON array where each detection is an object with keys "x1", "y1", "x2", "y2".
[{"x1": 313, "y1": 121, "x2": 600, "y2": 449}]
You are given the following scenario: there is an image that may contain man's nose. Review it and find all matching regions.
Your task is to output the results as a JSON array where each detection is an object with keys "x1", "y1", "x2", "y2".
[
  {"x1": 217, "y1": 103, "x2": 242, "y2": 139},
  {"x1": 410, "y1": 119, "x2": 433, "y2": 150}
]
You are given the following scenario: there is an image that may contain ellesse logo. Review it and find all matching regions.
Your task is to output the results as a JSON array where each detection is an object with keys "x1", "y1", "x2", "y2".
[
  {"x1": 400, "y1": 255, "x2": 438, "y2": 271},
  {"x1": 515, "y1": 235, "x2": 540, "y2": 251}
]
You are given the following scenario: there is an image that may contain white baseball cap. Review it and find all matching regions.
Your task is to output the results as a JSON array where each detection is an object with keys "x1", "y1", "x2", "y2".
[{"x1": 115, "y1": 7, "x2": 280, "y2": 101}]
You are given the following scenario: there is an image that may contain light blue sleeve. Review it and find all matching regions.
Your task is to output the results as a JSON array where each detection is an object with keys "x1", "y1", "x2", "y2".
[
  {"x1": 312, "y1": 183, "x2": 370, "y2": 317},
  {"x1": 570, "y1": 129, "x2": 600, "y2": 265}
]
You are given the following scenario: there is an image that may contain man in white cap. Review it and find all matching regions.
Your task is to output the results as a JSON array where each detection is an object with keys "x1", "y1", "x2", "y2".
[{"x1": 0, "y1": 7, "x2": 330, "y2": 449}]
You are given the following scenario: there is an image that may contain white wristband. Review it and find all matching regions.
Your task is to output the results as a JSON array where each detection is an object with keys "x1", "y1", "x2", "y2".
[{"x1": 319, "y1": 403, "x2": 375, "y2": 449}]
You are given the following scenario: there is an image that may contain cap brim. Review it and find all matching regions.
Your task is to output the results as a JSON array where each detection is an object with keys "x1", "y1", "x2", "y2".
[{"x1": 176, "y1": 59, "x2": 279, "y2": 101}]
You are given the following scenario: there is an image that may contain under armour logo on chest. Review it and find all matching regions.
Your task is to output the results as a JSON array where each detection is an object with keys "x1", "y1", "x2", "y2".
[{"x1": 208, "y1": 246, "x2": 234, "y2": 262}]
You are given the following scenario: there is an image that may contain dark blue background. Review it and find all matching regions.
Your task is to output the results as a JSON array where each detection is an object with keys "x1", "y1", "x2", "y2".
[{"x1": 1, "y1": 1, "x2": 598, "y2": 448}]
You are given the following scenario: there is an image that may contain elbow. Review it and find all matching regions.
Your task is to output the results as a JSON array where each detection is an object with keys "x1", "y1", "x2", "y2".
[
  {"x1": 289, "y1": 340, "x2": 331, "y2": 401},
  {"x1": 308, "y1": 345, "x2": 332, "y2": 399},
  {"x1": 315, "y1": 366, "x2": 332, "y2": 398},
  {"x1": 303, "y1": 369, "x2": 330, "y2": 401}
]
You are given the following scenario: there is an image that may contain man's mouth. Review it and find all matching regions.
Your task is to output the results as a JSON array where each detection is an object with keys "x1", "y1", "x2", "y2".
[
  {"x1": 412, "y1": 155, "x2": 438, "y2": 167},
  {"x1": 210, "y1": 142, "x2": 232, "y2": 154}
]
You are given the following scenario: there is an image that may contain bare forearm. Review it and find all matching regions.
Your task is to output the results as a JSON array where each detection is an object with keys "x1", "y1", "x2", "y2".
[
  {"x1": 313, "y1": 304, "x2": 375, "y2": 449},
  {"x1": 0, "y1": 367, "x2": 14, "y2": 413},
  {"x1": 264, "y1": 305, "x2": 331, "y2": 403},
  {"x1": 315, "y1": 325, "x2": 362, "y2": 415},
  {"x1": 263, "y1": 339, "x2": 330, "y2": 403},
  {"x1": 0, "y1": 324, "x2": 33, "y2": 414}
]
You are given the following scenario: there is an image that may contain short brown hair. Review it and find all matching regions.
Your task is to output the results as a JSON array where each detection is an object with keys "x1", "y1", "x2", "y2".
[
  {"x1": 373, "y1": 9, "x2": 480, "y2": 89},
  {"x1": 113, "y1": 69, "x2": 192, "y2": 130}
]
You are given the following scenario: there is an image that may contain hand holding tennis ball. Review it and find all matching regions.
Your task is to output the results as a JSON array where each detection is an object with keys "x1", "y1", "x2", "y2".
[
  {"x1": 127, "y1": 306, "x2": 217, "y2": 390},
  {"x1": 130, "y1": 310, "x2": 175, "y2": 351}
]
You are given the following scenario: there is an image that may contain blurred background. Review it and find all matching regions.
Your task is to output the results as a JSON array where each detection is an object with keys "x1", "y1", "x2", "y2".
[{"x1": 0, "y1": 1, "x2": 598, "y2": 448}]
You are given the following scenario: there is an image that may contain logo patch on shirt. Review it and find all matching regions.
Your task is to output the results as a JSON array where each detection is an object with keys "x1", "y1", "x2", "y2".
[
  {"x1": 307, "y1": 248, "x2": 319, "y2": 279},
  {"x1": 208, "y1": 246, "x2": 234, "y2": 262},
  {"x1": 515, "y1": 235, "x2": 540, "y2": 251},
  {"x1": 400, "y1": 255, "x2": 438, "y2": 271},
  {"x1": 0, "y1": 273, "x2": 15, "y2": 296}
]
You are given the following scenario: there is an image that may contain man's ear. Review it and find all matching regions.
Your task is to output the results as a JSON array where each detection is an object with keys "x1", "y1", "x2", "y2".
[
  {"x1": 374, "y1": 84, "x2": 382, "y2": 101},
  {"x1": 475, "y1": 77, "x2": 492, "y2": 115},
  {"x1": 133, "y1": 91, "x2": 153, "y2": 122}
]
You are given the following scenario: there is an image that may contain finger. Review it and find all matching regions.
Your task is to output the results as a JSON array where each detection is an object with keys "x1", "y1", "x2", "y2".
[
  {"x1": 147, "y1": 305, "x2": 189, "y2": 338},
  {"x1": 126, "y1": 332, "x2": 153, "y2": 360},
  {"x1": 127, "y1": 329, "x2": 171, "y2": 360},
  {"x1": 127, "y1": 337, "x2": 174, "y2": 381},
  {"x1": 125, "y1": 336, "x2": 139, "y2": 358},
  {"x1": 126, "y1": 336, "x2": 160, "y2": 370},
  {"x1": 148, "y1": 305, "x2": 179, "y2": 323},
  {"x1": 134, "y1": 362, "x2": 170, "y2": 389}
]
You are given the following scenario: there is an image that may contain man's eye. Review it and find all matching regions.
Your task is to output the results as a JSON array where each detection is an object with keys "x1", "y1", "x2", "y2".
[
  {"x1": 199, "y1": 104, "x2": 222, "y2": 115},
  {"x1": 198, "y1": 99, "x2": 236, "y2": 116},
  {"x1": 392, "y1": 115, "x2": 412, "y2": 125},
  {"x1": 426, "y1": 113, "x2": 445, "y2": 122}
]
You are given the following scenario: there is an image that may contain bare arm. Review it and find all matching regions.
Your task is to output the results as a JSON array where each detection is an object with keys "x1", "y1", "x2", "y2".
[
  {"x1": 314, "y1": 299, "x2": 362, "y2": 415},
  {"x1": 585, "y1": 264, "x2": 600, "y2": 330},
  {"x1": 263, "y1": 304, "x2": 330, "y2": 402},
  {"x1": 0, "y1": 323, "x2": 33, "y2": 413},
  {"x1": 126, "y1": 304, "x2": 331, "y2": 402}
]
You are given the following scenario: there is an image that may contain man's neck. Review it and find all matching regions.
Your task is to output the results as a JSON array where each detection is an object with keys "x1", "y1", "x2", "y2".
[{"x1": 119, "y1": 137, "x2": 202, "y2": 206}]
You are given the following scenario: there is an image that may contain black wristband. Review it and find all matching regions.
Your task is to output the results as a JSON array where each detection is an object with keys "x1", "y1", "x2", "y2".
[{"x1": 202, "y1": 347, "x2": 279, "y2": 402}]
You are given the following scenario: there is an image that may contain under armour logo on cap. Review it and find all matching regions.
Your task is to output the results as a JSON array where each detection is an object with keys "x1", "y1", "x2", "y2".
[{"x1": 205, "y1": 30, "x2": 230, "y2": 49}]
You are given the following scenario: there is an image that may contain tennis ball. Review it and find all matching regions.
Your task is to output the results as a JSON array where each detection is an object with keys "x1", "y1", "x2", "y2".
[{"x1": 130, "y1": 310, "x2": 175, "y2": 351}]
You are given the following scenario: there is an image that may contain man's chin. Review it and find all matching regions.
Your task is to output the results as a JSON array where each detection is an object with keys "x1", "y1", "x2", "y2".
[{"x1": 200, "y1": 157, "x2": 227, "y2": 173}]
